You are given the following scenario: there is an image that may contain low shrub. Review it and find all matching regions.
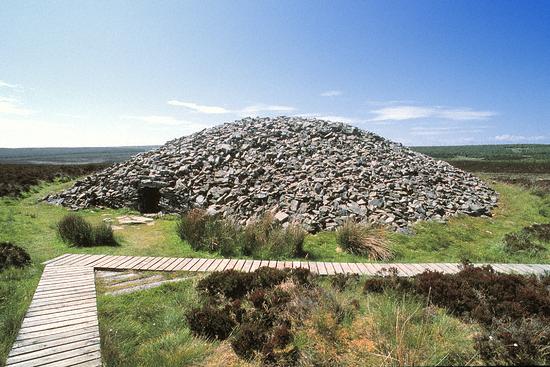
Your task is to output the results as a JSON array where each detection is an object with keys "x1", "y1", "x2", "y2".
[
  {"x1": 57, "y1": 214, "x2": 117, "y2": 247},
  {"x1": 363, "y1": 268, "x2": 413, "y2": 294},
  {"x1": 196, "y1": 269, "x2": 253, "y2": 300},
  {"x1": 503, "y1": 223, "x2": 549, "y2": 254},
  {"x1": 93, "y1": 222, "x2": 117, "y2": 245},
  {"x1": 0, "y1": 242, "x2": 31, "y2": 270},
  {"x1": 475, "y1": 317, "x2": 550, "y2": 366},
  {"x1": 57, "y1": 214, "x2": 94, "y2": 246},
  {"x1": 414, "y1": 265, "x2": 550, "y2": 325},
  {"x1": 336, "y1": 220, "x2": 392, "y2": 260},
  {"x1": 231, "y1": 322, "x2": 269, "y2": 360},
  {"x1": 268, "y1": 224, "x2": 307, "y2": 258},
  {"x1": 186, "y1": 305, "x2": 236, "y2": 340}
]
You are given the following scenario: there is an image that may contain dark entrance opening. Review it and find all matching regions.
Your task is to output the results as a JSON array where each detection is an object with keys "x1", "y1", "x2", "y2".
[{"x1": 138, "y1": 187, "x2": 161, "y2": 213}]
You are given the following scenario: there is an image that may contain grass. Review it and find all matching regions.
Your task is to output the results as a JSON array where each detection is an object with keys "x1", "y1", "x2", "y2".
[
  {"x1": 97, "y1": 276, "x2": 217, "y2": 367},
  {"x1": 0, "y1": 174, "x2": 549, "y2": 363},
  {"x1": 96, "y1": 273, "x2": 479, "y2": 366}
]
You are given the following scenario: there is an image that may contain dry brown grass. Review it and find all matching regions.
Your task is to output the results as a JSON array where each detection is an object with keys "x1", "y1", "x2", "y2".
[{"x1": 336, "y1": 220, "x2": 393, "y2": 260}]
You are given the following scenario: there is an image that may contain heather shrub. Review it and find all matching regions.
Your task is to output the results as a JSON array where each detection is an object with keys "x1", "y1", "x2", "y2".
[
  {"x1": 0, "y1": 242, "x2": 31, "y2": 270},
  {"x1": 336, "y1": 220, "x2": 392, "y2": 260},
  {"x1": 503, "y1": 223, "x2": 549, "y2": 254},
  {"x1": 476, "y1": 317, "x2": 550, "y2": 366},
  {"x1": 186, "y1": 305, "x2": 236, "y2": 340},
  {"x1": 231, "y1": 322, "x2": 268, "y2": 360},
  {"x1": 196, "y1": 269, "x2": 254, "y2": 300},
  {"x1": 57, "y1": 214, "x2": 94, "y2": 246},
  {"x1": 413, "y1": 265, "x2": 550, "y2": 325}
]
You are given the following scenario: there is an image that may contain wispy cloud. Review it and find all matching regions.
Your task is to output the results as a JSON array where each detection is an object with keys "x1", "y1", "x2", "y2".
[
  {"x1": 320, "y1": 90, "x2": 343, "y2": 97},
  {"x1": 0, "y1": 97, "x2": 34, "y2": 116},
  {"x1": 369, "y1": 105, "x2": 496, "y2": 121},
  {"x1": 494, "y1": 134, "x2": 546, "y2": 142},
  {"x1": 167, "y1": 100, "x2": 230, "y2": 114},
  {"x1": 121, "y1": 115, "x2": 201, "y2": 126},
  {"x1": 168, "y1": 100, "x2": 295, "y2": 116},
  {"x1": 409, "y1": 126, "x2": 487, "y2": 136},
  {"x1": 239, "y1": 104, "x2": 295, "y2": 115},
  {"x1": 296, "y1": 113, "x2": 362, "y2": 125},
  {"x1": 0, "y1": 80, "x2": 22, "y2": 90}
]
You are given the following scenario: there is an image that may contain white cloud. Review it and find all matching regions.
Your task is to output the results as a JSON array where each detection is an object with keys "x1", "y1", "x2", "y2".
[
  {"x1": 167, "y1": 100, "x2": 230, "y2": 114},
  {"x1": 239, "y1": 104, "x2": 295, "y2": 115},
  {"x1": 369, "y1": 105, "x2": 496, "y2": 121},
  {"x1": 0, "y1": 80, "x2": 22, "y2": 89},
  {"x1": 494, "y1": 134, "x2": 546, "y2": 142},
  {"x1": 295, "y1": 113, "x2": 362, "y2": 125},
  {"x1": 320, "y1": 90, "x2": 343, "y2": 97},
  {"x1": 168, "y1": 100, "x2": 295, "y2": 116},
  {"x1": 0, "y1": 97, "x2": 34, "y2": 116}
]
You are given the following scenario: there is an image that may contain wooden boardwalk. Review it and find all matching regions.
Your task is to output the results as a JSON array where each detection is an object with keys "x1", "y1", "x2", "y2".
[
  {"x1": 6, "y1": 265, "x2": 101, "y2": 367},
  {"x1": 6, "y1": 254, "x2": 550, "y2": 366},
  {"x1": 44, "y1": 253, "x2": 550, "y2": 276}
]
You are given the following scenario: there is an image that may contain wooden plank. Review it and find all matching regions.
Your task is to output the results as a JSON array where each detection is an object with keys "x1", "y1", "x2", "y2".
[
  {"x1": 6, "y1": 338, "x2": 100, "y2": 365},
  {"x1": 317, "y1": 262, "x2": 328, "y2": 275},
  {"x1": 248, "y1": 260, "x2": 262, "y2": 272},
  {"x1": 140, "y1": 257, "x2": 167, "y2": 271},
  {"x1": 53, "y1": 254, "x2": 87, "y2": 266},
  {"x1": 157, "y1": 257, "x2": 180, "y2": 271},
  {"x1": 308, "y1": 262, "x2": 320, "y2": 274},
  {"x1": 8, "y1": 330, "x2": 99, "y2": 357},
  {"x1": 188, "y1": 258, "x2": 207, "y2": 272},
  {"x1": 232, "y1": 259, "x2": 246, "y2": 272},
  {"x1": 6, "y1": 343, "x2": 100, "y2": 367},
  {"x1": 112, "y1": 256, "x2": 142, "y2": 270},
  {"x1": 16, "y1": 320, "x2": 99, "y2": 341},
  {"x1": 10, "y1": 325, "x2": 99, "y2": 349},
  {"x1": 169, "y1": 258, "x2": 191, "y2": 271},
  {"x1": 331, "y1": 262, "x2": 344, "y2": 274},
  {"x1": 198, "y1": 259, "x2": 216, "y2": 272},
  {"x1": 224, "y1": 259, "x2": 238, "y2": 271},
  {"x1": 165, "y1": 258, "x2": 187, "y2": 271},
  {"x1": 181, "y1": 258, "x2": 201, "y2": 271},
  {"x1": 148, "y1": 257, "x2": 172, "y2": 271},
  {"x1": 339, "y1": 263, "x2": 353, "y2": 274},
  {"x1": 347, "y1": 263, "x2": 362, "y2": 275},
  {"x1": 42, "y1": 254, "x2": 72, "y2": 265}
]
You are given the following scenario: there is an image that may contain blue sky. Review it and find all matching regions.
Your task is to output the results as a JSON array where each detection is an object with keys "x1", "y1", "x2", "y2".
[{"x1": 0, "y1": 0, "x2": 548, "y2": 147}]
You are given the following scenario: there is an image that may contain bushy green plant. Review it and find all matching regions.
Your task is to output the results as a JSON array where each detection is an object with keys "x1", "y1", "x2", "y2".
[
  {"x1": 57, "y1": 214, "x2": 117, "y2": 247},
  {"x1": 336, "y1": 220, "x2": 392, "y2": 260},
  {"x1": 0, "y1": 242, "x2": 31, "y2": 270},
  {"x1": 57, "y1": 214, "x2": 95, "y2": 246},
  {"x1": 93, "y1": 222, "x2": 117, "y2": 245}
]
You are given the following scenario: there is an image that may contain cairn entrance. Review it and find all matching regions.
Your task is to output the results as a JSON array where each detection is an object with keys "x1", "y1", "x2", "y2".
[{"x1": 138, "y1": 187, "x2": 160, "y2": 213}]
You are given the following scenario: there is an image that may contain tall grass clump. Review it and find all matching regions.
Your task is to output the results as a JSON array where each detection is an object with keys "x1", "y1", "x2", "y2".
[
  {"x1": 57, "y1": 214, "x2": 117, "y2": 247},
  {"x1": 336, "y1": 220, "x2": 392, "y2": 260},
  {"x1": 177, "y1": 210, "x2": 307, "y2": 258},
  {"x1": 177, "y1": 209, "x2": 242, "y2": 256}
]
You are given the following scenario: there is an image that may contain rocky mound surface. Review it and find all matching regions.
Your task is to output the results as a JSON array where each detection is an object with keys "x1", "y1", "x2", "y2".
[{"x1": 48, "y1": 117, "x2": 498, "y2": 232}]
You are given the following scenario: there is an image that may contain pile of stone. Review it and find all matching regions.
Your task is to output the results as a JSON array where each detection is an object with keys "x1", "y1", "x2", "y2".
[{"x1": 47, "y1": 116, "x2": 498, "y2": 232}]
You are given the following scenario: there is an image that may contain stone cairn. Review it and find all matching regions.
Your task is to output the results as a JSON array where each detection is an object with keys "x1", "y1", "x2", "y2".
[{"x1": 47, "y1": 116, "x2": 498, "y2": 232}]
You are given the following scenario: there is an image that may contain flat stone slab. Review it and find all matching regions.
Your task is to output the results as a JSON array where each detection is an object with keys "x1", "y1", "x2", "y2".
[{"x1": 115, "y1": 215, "x2": 154, "y2": 225}]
